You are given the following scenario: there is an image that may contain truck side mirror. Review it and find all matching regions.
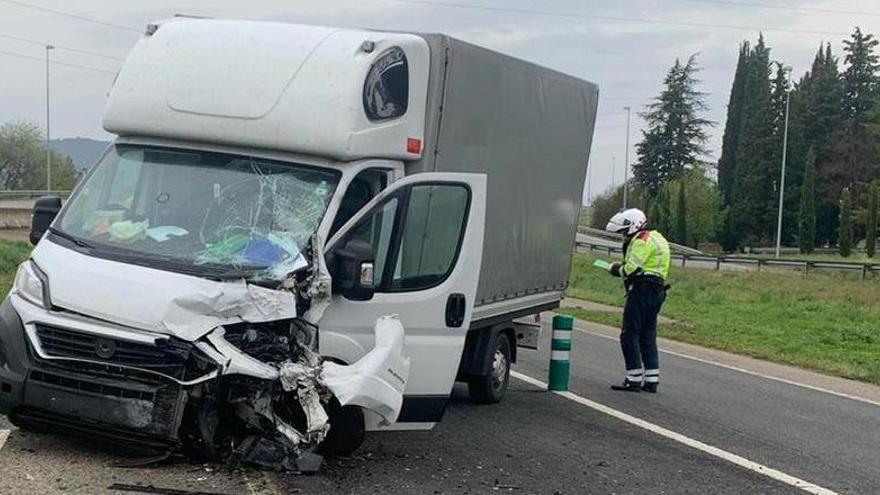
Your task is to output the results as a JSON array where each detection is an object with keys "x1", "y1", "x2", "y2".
[
  {"x1": 330, "y1": 239, "x2": 376, "y2": 301},
  {"x1": 30, "y1": 196, "x2": 62, "y2": 246}
]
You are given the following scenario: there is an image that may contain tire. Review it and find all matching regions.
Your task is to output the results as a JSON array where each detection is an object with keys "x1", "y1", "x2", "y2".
[
  {"x1": 317, "y1": 400, "x2": 365, "y2": 457},
  {"x1": 467, "y1": 332, "x2": 511, "y2": 404}
]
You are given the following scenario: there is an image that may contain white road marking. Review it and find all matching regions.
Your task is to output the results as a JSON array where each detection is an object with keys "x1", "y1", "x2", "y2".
[
  {"x1": 511, "y1": 371, "x2": 839, "y2": 495},
  {"x1": 0, "y1": 429, "x2": 9, "y2": 452},
  {"x1": 573, "y1": 324, "x2": 880, "y2": 408}
]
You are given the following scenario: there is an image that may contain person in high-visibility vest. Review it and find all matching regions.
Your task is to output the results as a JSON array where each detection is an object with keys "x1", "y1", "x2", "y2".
[{"x1": 604, "y1": 208, "x2": 670, "y2": 393}]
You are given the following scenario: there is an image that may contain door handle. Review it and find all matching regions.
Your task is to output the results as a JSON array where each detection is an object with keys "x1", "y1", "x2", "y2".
[{"x1": 445, "y1": 293, "x2": 466, "y2": 328}]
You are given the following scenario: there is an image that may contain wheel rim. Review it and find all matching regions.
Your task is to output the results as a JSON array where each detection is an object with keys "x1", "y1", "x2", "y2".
[{"x1": 491, "y1": 347, "x2": 508, "y2": 391}]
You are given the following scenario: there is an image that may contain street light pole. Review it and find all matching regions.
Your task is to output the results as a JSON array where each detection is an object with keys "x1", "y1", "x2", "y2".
[
  {"x1": 622, "y1": 106, "x2": 631, "y2": 209},
  {"x1": 45, "y1": 44, "x2": 54, "y2": 194},
  {"x1": 611, "y1": 156, "x2": 616, "y2": 192},
  {"x1": 774, "y1": 67, "x2": 792, "y2": 259},
  {"x1": 586, "y1": 157, "x2": 592, "y2": 205}
]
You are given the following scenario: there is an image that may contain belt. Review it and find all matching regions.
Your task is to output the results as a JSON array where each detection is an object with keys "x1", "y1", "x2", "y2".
[{"x1": 628, "y1": 274, "x2": 668, "y2": 288}]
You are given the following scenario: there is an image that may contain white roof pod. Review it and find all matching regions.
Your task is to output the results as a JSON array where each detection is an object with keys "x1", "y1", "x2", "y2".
[{"x1": 103, "y1": 18, "x2": 430, "y2": 161}]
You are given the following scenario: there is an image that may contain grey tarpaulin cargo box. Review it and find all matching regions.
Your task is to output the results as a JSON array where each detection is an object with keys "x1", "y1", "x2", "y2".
[{"x1": 407, "y1": 34, "x2": 598, "y2": 324}]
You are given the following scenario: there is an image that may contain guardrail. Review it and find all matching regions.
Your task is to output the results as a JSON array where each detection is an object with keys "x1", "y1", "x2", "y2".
[
  {"x1": 0, "y1": 190, "x2": 71, "y2": 200},
  {"x1": 578, "y1": 225, "x2": 703, "y2": 256},
  {"x1": 575, "y1": 241, "x2": 880, "y2": 280}
]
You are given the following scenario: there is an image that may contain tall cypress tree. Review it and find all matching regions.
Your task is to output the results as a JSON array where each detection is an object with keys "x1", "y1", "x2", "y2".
[
  {"x1": 799, "y1": 43, "x2": 844, "y2": 246},
  {"x1": 842, "y1": 27, "x2": 879, "y2": 125},
  {"x1": 730, "y1": 35, "x2": 776, "y2": 245},
  {"x1": 633, "y1": 55, "x2": 713, "y2": 196},
  {"x1": 769, "y1": 63, "x2": 793, "y2": 242},
  {"x1": 838, "y1": 188, "x2": 853, "y2": 257},
  {"x1": 866, "y1": 182, "x2": 878, "y2": 258},
  {"x1": 718, "y1": 42, "x2": 750, "y2": 204},
  {"x1": 655, "y1": 187, "x2": 672, "y2": 235},
  {"x1": 782, "y1": 77, "x2": 809, "y2": 243},
  {"x1": 798, "y1": 148, "x2": 817, "y2": 254},
  {"x1": 675, "y1": 181, "x2": 688, "y2": 246},
  {"x1": 826, "y1": 29, "x2": 880, "y2": 240}
]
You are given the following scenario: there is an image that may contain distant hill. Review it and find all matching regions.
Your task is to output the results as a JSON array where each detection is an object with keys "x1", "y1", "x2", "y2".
[{"x1": 49, "y1": 137, "x2": 109, "y2": 171}]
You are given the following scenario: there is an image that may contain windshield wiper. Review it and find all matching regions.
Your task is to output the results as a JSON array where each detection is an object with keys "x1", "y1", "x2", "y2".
[
  {"x1": 48, "y1": 227, "x2": 93, "y2": 249},
  {"x1": 209, "y1": 264, "x2": 271, "y2": 280}
]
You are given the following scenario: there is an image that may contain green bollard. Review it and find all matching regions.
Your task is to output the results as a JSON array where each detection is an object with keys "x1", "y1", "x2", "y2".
[{"x1": 548, "y1": 314, "x2": 573, "y2": 391}]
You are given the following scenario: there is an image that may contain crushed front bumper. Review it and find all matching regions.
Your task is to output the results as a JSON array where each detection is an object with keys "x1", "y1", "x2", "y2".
[
  {"x1": 0, "y1": 293, "x2": 411, "y2": 466},
  {"x1": 0, "y1": 295, "x2": 211, "y2": 452}
]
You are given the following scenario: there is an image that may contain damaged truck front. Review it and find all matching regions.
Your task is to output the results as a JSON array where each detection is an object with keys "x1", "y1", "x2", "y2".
[
  {"x1": 1, "y1": 142, "x2": 415, "y2": 469},
  {"x1": 0, "y1": 17, "x2": 596, "y2": 469}
]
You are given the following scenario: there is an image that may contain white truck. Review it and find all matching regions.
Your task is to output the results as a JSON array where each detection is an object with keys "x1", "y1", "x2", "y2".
[{"x1": 0, "y1": 18, "x2": 597, "y2": 468}]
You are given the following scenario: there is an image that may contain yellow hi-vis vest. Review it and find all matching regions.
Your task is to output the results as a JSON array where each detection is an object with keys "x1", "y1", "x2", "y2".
[{"x1": 623, "y1": 230, "x2": 671, "y2": 280}]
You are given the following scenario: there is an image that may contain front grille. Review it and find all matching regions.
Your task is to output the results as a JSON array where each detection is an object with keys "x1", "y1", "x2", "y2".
[
  {"x1": 33, "y1": 324, "x2": 210, "y2": 380},
  {"x1": 29, "y1": 369, "x2": 155, "y2": 401}
]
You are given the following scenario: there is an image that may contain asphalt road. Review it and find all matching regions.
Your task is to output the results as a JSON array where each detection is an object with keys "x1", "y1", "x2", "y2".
[
  {"x1": 513, "y1": 321, "x2": 880, "y2": 494},
  {"x1": 1, "y1": 317, "x2": 877, "y2": 494}
]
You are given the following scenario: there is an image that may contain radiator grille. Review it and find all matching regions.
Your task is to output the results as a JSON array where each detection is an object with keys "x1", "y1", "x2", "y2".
[
  {"x1": 34, "y1": 324, "x2": 191, "y2": 378},
  {"x1": 29, "y1": 369, "x2": 156, "y2": 401}
]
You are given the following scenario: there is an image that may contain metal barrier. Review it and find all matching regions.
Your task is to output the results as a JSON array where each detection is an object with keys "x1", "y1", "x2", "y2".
[
  {"x1": 578, "y1": 225, "x2": 703, "y2": 256},
  {"x1": 575, "y1": 241, "x2": 880, "y2": 279},
  {"x1": 0, "y1": 190, "x2": 71, "y2": 200}
]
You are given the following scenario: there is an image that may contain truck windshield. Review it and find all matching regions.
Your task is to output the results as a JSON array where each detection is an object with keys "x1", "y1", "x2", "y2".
[{"x1": 55, "y1": 144, "x2": 340, "y2": 282}]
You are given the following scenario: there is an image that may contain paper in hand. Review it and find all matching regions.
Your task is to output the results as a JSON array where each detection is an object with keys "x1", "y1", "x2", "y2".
[{"x1": 592, "y1": 259, "x2": 611, "y2": 270}]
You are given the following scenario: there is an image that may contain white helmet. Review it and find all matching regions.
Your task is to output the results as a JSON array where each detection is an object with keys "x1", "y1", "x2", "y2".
[{"x1": 606, "y1": 208, "x2": 647, "y2": 236}]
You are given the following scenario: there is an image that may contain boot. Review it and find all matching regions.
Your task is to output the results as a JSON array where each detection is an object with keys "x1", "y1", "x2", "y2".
[
  {"x1": 642, "y1": 382, "x2": 658, "y2": 393},
  {"x1": 610, "y1": 380, "x2": 642, "y2": 392}
]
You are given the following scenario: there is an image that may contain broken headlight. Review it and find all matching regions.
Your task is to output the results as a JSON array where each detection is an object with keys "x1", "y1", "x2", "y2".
[{"x1": 14, "y1": 261, "x2": 50, "y2": 308}]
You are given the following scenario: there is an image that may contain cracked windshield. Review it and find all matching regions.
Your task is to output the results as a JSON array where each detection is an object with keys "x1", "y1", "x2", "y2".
[{"x1": 56, "y1": 145, "x2": 339, "y2": 280}]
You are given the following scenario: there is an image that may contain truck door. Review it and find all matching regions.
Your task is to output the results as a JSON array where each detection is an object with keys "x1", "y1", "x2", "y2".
[{"x1": 320, "y1": 173, "x2": 486, "y2": 427}]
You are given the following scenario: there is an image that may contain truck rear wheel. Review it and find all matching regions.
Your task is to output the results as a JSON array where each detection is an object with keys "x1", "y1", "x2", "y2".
[{"x1": 467, "y1": 332, "x2": 511, "y2": 404}]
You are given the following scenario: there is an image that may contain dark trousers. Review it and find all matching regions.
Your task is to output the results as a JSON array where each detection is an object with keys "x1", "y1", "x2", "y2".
[{"x1": 620, "y1": 282, "x2": 666, "y2": 374}]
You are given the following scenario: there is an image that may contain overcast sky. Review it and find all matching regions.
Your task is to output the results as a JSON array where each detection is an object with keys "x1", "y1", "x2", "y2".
[{"x1": 0, "y1": 0, "x2": 875, "y2": 201}]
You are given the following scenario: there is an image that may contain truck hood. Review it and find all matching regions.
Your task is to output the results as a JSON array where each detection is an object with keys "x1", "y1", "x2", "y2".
[{"x1": 31, "y1": 239, "x2": 297, "y2": 341}]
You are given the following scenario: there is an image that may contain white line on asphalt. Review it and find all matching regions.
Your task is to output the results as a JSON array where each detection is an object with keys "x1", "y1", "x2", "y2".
[
  {"x1": 573, "y1": 325, "x2": 880, "y2": 408},
  {"x1": 511, "y1": 371, "x2": 839, "y2": 495},
  {"x1": 0, "y1": 429, "x2": 8, "y2": 452}
]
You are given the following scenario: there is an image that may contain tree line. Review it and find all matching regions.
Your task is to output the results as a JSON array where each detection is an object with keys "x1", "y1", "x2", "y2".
[
  {"x1": 590, "y1": 27, "x2": 880, "y2": 257},
  {"x1": 0, "y1": 121, "x2": 81, "y2": 192}
]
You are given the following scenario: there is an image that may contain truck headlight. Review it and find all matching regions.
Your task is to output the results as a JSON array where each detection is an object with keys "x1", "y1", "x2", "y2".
[{"x1": 13, "y1": 261, "x2": 49, "y2": 308}]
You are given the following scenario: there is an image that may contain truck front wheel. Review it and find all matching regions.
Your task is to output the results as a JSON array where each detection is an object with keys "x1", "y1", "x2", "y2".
[
  {"x1": 467, "y1": 332, "x2": 511, "y2": 404},
  {"x1": 317, "y1": 400, "x2": 365, "y2": 457}
]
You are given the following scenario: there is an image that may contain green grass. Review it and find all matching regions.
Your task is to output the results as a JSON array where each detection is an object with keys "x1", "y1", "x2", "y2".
[
  {"x1": 557, "y1": 307, "x2": 623, "y2": 328},
  {"x1": 568, "y1": 252, "x2": 880, "y2": 384},
  {"x1": 0, "y1": 240, "x2": 32, "y2": 296}
]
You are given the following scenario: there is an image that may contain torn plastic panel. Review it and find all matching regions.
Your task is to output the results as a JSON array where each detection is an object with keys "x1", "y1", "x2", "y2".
[
  {"x1": 181, "y1": 314, "x2": 409, "y2": 472},
  {"x1": 321, "y1": 315, "x2": 410, "y2": 425}
]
